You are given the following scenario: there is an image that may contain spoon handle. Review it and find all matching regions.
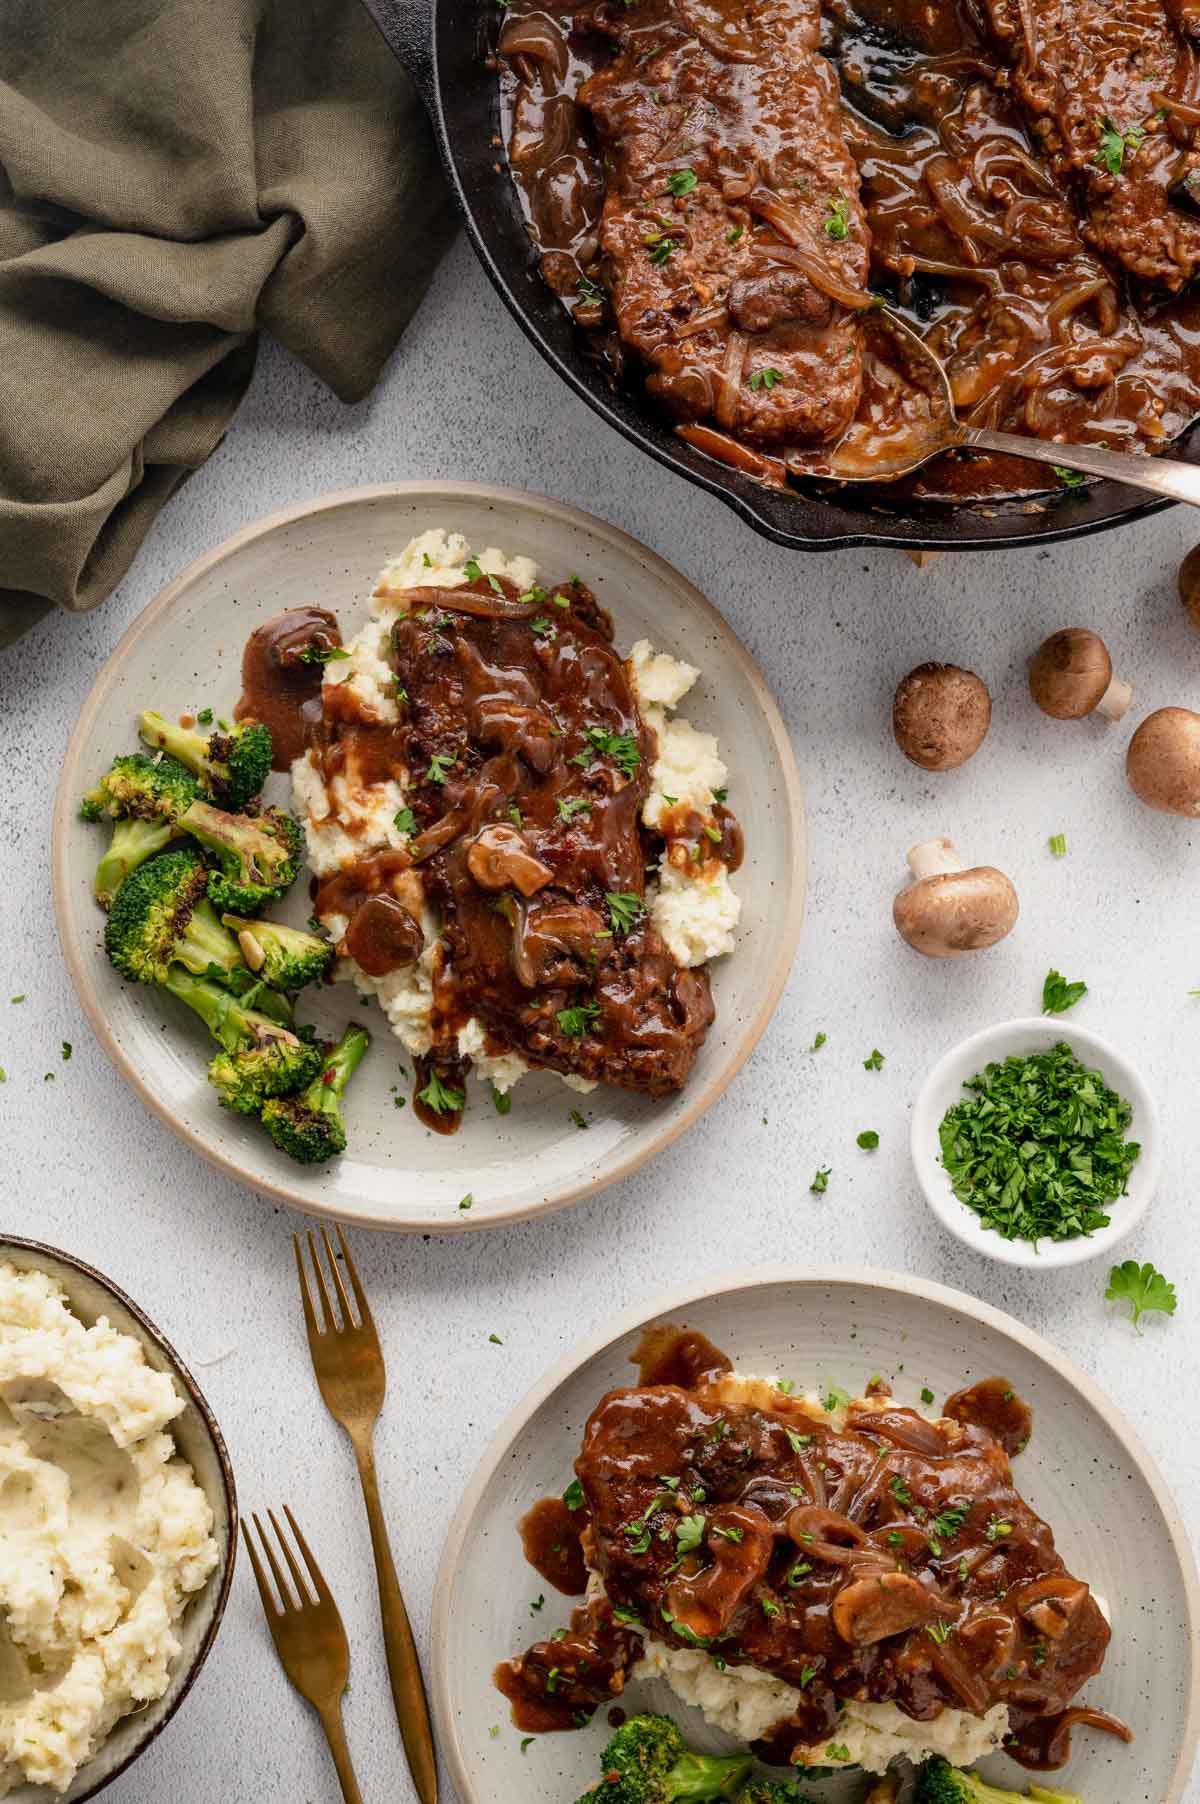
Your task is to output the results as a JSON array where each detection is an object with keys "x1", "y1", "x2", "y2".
[{"x1": 965, "y1": 426, "x2": 1200, "y2": 508}]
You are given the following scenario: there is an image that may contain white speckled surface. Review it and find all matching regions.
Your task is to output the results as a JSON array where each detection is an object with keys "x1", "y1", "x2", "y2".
[{"x1": 1, "y1": 237, "x2": 1198, "y2": 1802}]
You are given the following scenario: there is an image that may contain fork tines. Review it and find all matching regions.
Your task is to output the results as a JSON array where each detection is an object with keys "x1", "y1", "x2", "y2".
[
  {"x1": 243, "y1": 1505, "x2": 329, "y2": 1618},
  {"x1": 293, "y1": 1221, "x2": 374, "y2": 1339}
]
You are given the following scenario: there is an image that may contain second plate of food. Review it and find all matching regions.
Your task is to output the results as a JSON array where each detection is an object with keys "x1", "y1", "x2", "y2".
[
  {"x1": 433, "y1": 1266, "x2": 1199, "y2": 1804},
  {"x1": 53, "y1": 482, "x2": 804, "y2": 1230}
]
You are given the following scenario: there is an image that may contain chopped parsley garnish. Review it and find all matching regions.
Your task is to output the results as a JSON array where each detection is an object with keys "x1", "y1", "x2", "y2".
[
  {"x1": 576, "y1": 275, "x2": 604, "y2": 305},
  {"x1": 857, "y1": 1129, "x2": 879, "y2": 1150},
  {"x1": 61, "y1": 1042, "x2": 71, "y2": 1061},
  {"x1": 458, "y1": 1193, "x2": 473, "y2": 1212},
  {"x1": 508, "y1": 804, "x2": 523, "y2": 828},
  {"x1": 824, "y1": 195, "x2": 850, "y2": 239},
  {"x1": 520, "y1": 1737, "x2": 534, "y2": 1753},
  {"x1": 416, "y1": 1071, "x2": 465, "y2": 1115},
  {"x1": 1105, "y1": 1260, "x2": 1176, "y2": 1331},
  {"x1": 393, "y1": 806, "x2": 416, "y2": 837},
  {"x1": 518, "y1": 584, "x2": 547, "y2": 605},
  {"x1": 925, "y1": 1621, "x2": 954, "y2": 1645},
  {"x1": 726, "y1": 224, "x2": 744, "y2": 244},
  {"x1": 563, "y1": 1479, "x2": 584, "y2": 1511},
  {"x1": 675, "y1": 1514, "x2": 706, "y2": 1554},
  {"x1": 760, "y1": 1597, "x2": 780, "y2": 1618},
  {"x1": 985, "y1": 1516, "x2": 1013, "y2": 1542},
  {"x1": 490, "y1": 1083, "x2": 511, "y2": 1116},
  {"x1": 927, "y1": 1504, "x2": 969, "y2": 1554},
  {"x1": 809, "y1": 1030, "x2": 827, "y2": 1052},
  {"x1": 646, "y1": 232, "x2": 679, "y2": 267},
  {"x1": 579, "y1": 725, "x2": 641, "y2": 776},
  {"x1": 785, "y1": 1428, "x2": 812, "y2": 1454},
  {"x1": 1042, "y1": 968, "x2": 1087, "y2": 1015},
  {"x1": 569, "y1": 1108, "x2": 589, "y2": 1130},
  {"x1": 824, "y1": 1385, "x2": 851, "y2": 1411},
  {"x1": 889, "y1": 1474, "x2": 914, "y2": 1507},
  {"x1": 605, "y1": 891, "x2": 645, "y2": 934},
  {"x1": 938, "y1": 1041, "x2": 1139, "y2": 1245},
  {"x1": 487, "y1": 572, "x2": 504, "y2": 594},
  {"x1": 299, "y1": 642, "x2": 351, "y2": 664},
  {"x1": 1095, "y1": 114, "x2": 1145, "y2": 176},
  {"x1": 863, "y1": 1048, "x2": 885, "y2": 1071},
  {"x1": 489, "y1": 1333, "x2": 503, "y2": 1345},
  {"x1": 810, "y1": 1166, "x2": 831, "y2": 1194},
  {"x1": 557, "y1": 1001, "x2": 601, "y2": 1039},
  {"x1": 624, "y1": 1521, "x2": 652, "y2": 1554},
  {"x1": 1052, "y1": 465, "x2": 1086, "y2": 489},
  {"x1": 612, "y1": 1604, "x2": 643, "y2": 1626},
  {"x1": 826, "y1": 1743, "x2": 851, "y2": 1762},
  {"x1": 712, "y1": 1524, "x2": 744, "y2": 1544},
  {"x1": 748, "y1": 367, "x2": 783, "y2": 392},
  {"x1": 1048, "y1": 833, "x2": 1068, "y2": 856},
  {"x1": 464, "y1": 556, "x2": 483, "y2": 581},
  {"x1": 197, "y1": 707, "x2": 213, "y2": 725},
  {"x1": 787, "y1": 1560, "x2": 812, "y2": 1585},
  {"x1": 529, "y1": 616, "x2": 555, "y2": 638},
  {"x1": 530, "y1": 1594, "x2": 544, "y2": 1612},
  {"x1": 667, "y1": 168, "x2": 698, "y2": 197},
  {"x1": 426, "y1": 752, "x2": 457, "y2": 785},
  {"x1": 777, "y1": 1379, "x2": 795, "y2": 1395},
  {"x1": 557, "y1": 796, "x2": 592, "y2": 824},
  {"x1": 920, "y1": 1385, "x2": 935, "y2": 1405}
]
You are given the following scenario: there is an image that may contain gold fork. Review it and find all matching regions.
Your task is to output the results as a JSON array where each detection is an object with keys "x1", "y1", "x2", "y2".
[
  {"x1": 295, "y1": 1225, "x2": 438, "y2": 1804},
  {"x1": 242, "y1": 1506, "x2": 364, "y2": 1804}
]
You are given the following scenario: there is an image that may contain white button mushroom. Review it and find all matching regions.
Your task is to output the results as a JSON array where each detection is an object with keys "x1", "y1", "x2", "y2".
[
  {"x1": 892, "y1": 663, "x2": 991, "y2": 770},
  {"x1": 1028, "y1": 628, "x2": 1131, "y2": 722},
  {"x1": 1126, "y1": 707, "x2": 1200, "y2": 815},
  {"x1": 893, "y1": 837, "x2": 1019, "y2": 958}
]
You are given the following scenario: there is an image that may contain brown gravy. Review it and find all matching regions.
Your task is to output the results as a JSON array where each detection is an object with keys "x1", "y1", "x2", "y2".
[
  {"x1": 235, "y1": 606, "x2": 341, "y2": 769},
  {"x1": 519, "y1": 1497, "x2": 589, "y2": 1595}
]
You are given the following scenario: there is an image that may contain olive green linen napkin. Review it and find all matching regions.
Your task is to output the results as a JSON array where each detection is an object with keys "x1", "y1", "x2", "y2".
[{"x1": 0, "y1": 0, "x2": 454, "y2": 647}]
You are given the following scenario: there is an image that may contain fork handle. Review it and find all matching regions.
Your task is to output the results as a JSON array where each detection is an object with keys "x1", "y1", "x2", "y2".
[
  {"x1": 352, "y1": 1432, "x2": 439, "y2": 1804},
  {"x1": 318, "y1": 1700, "x2": 365, "y2": 1804}
]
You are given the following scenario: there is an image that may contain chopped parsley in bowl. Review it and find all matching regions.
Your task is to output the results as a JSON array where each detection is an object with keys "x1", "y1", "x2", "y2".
[{"x1": 911, "y1": 1018, "x2": 1160, "y2": 1269}]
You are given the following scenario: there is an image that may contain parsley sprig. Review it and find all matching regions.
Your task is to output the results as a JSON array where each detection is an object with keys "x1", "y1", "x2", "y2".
[
  {"x1": 939, "y1": 1042, "x2": 1140, "y2": 1245},
  {"x1": 1105, "y1": 1260, "x2": 1176, "y2": 1332}
]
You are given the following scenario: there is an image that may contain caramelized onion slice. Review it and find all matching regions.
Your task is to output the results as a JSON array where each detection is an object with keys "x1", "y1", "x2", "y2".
[
  {"x1": 745, "y1": 190, "x2": 874, "y2": 310},
  {"x1": 498, "y1": 12, "x2": 570, "y2": 83},
  {"x1": 390, "y1": 584, "x2": 542, "y2": 620}
]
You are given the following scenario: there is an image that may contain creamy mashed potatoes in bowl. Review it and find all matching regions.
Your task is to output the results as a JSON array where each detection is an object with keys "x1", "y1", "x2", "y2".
[
  {"x1": 0, "y1": 1240, "x2": 235, "y2": 1802},
  {"x1": 54, "y1": 483, "x2": 805, "y2": 1231}
]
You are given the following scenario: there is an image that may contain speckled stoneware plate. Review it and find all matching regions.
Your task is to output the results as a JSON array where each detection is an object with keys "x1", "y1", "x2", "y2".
[
  {"x1": 0, "y1": 1235, "x2": 236, "y2": 1803},
  {"x1": 432, "y1": 1266, "x2": 1200, "y2": 1804},
  {"x1": 52, "y1": 483, "x2": 805, "y2": 1230}
]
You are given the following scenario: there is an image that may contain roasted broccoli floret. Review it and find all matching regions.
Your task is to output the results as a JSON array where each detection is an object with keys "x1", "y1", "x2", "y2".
[
  {"x1": 138, "y1": 709, "x2": 272, "y2": 810},
  {"x1": 260, "y1": 1023, "x2": 370, "y2": 1163},
  {"x1": 578, "y1": 1715, "x2": 753, "y2": 1804},
  {"x1": 105, "y1": 849, "x2": 245, "y2": 987},
  {"x1": 178, "y1": 798, "x2": 302, "y2": 913},
  {"x1": 735, "y1": 1783, "x2": 809, "y2": 1804},
  {"x1": 159, "y1": 966, "x2": 322, "y2": 1115},
  {"x1": 80, "y1": 753, "x2": 199, "y2": 907},
  {"x1": 915, "y1": 1757, "x2": 1083, "y2": 1804},
  {"x1": 220, "y1": 913, "x2": 334, "y2": 991}
]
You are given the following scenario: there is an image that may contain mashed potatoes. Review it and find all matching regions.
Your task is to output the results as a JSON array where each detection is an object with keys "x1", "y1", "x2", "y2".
[
  {"x1": 291, "y1": 529, "x2": 741, "y2": 1097},
  {"x1": 0, "y1": 1265, "x2": 219, "y2": 1795},
  {"x1": 608, "y1": 1373, "x2": 1011, "y2": 1779}
]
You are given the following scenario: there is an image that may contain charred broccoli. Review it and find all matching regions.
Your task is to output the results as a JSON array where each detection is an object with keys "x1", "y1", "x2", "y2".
[
  {"x1": 735, "y1": 1784, "x2": 810, "y2": 1804},
  {"x1": 80, "y1": 753, "x2": 199, "y2": 907},
  {"x1": 577, "y1": 1715, "x2": 753, "y2": 1804},
  {"x1": 159, "y1": 966, "x2": 322, "y2": 1115},
  {"x1": 138, "y1": 709, "x2": 272, "y2": 810},
  {"x1": 178, "y1": 798, "x2": 302, "y2": 913},
  {"x1": 915, "y1": 1758, "x2": 1083, "y2": 1804},
  {"x1": 220, "y1": 913, "x2": 334, "y2": 991},
  {"x1": 106, "y1": 850, "x2": 244, "y2": 987},
  {"x1": 260, "y1": 1023, "x2": 370, "y2": 1163}
]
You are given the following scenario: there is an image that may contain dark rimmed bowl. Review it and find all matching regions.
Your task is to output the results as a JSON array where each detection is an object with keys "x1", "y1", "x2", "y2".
[
  {"x1": 0, "y1": 1236, "x2": 236, "y2": 1803},
  {"x1": 363, "y1": 0, "x2": 1193, "y2": 553}
]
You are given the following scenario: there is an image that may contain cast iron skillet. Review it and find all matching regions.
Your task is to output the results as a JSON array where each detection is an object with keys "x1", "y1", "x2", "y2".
[{"x1": 363, "y1": 0, "x2": 1191, "y2": 552}]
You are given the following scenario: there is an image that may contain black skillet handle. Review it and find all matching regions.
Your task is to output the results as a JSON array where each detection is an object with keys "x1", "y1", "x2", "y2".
[{"x1": 360, "y1": 0, "x2": 436, "y2": 115}]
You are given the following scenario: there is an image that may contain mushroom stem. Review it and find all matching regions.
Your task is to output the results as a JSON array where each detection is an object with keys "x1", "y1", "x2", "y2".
[
  {"x1": 1095, "y1": 675, "x2": 1133, "y2": 722},
  {"x1": 907, "y1": 837, "x2": 964, "y2": 881}
]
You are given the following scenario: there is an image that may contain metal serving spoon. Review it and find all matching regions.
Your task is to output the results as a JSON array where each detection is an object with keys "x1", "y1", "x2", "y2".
[{"x1": 826, "y1": 309, "x2": 1200, "y2": 504}]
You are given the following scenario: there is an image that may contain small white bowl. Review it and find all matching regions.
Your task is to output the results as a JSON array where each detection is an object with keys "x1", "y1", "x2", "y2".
[{"x1": 911, "y1": 1017, "x2": 1160, "y2": 1269}]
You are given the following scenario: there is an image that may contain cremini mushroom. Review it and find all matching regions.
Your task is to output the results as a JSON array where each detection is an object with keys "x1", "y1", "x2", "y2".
[
  {"x1": 831, "y1": 1572, "x2": 939, "y2": 1647},
  {"x1": 1126, "y1": 706, "x2": 1200, "y2": 814},
  {"x1": 1179, "y1": 544, "x2": 1200, "y2": 630},
  {"x1": 892, "y1": 663, "x2": 991, "y2": 770},
  {"x1": 1028, "y1": 628, "x2": 1131, "y2": 722},
  {"x1": 893, "y1": 838, "x2": 1019, "y2": 958},
  {"x1": 465, "y1": 824, "x2": 553, "y2": 896}
]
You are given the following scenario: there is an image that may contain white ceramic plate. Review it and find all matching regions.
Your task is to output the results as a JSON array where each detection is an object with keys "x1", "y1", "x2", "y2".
[
  {"x1": 0, "y1": 1236, "x2": 236, "y2": 1803},
  {"x1": 432, "y1": 1266, "x2": 1200, "y2": 1804},
  {"x1": 53, "y1": 483, "x2": 805, "y2": 1232},
  {"x1": 911, "y1": 1018, "x2": 1160, "y2": 1270}
]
